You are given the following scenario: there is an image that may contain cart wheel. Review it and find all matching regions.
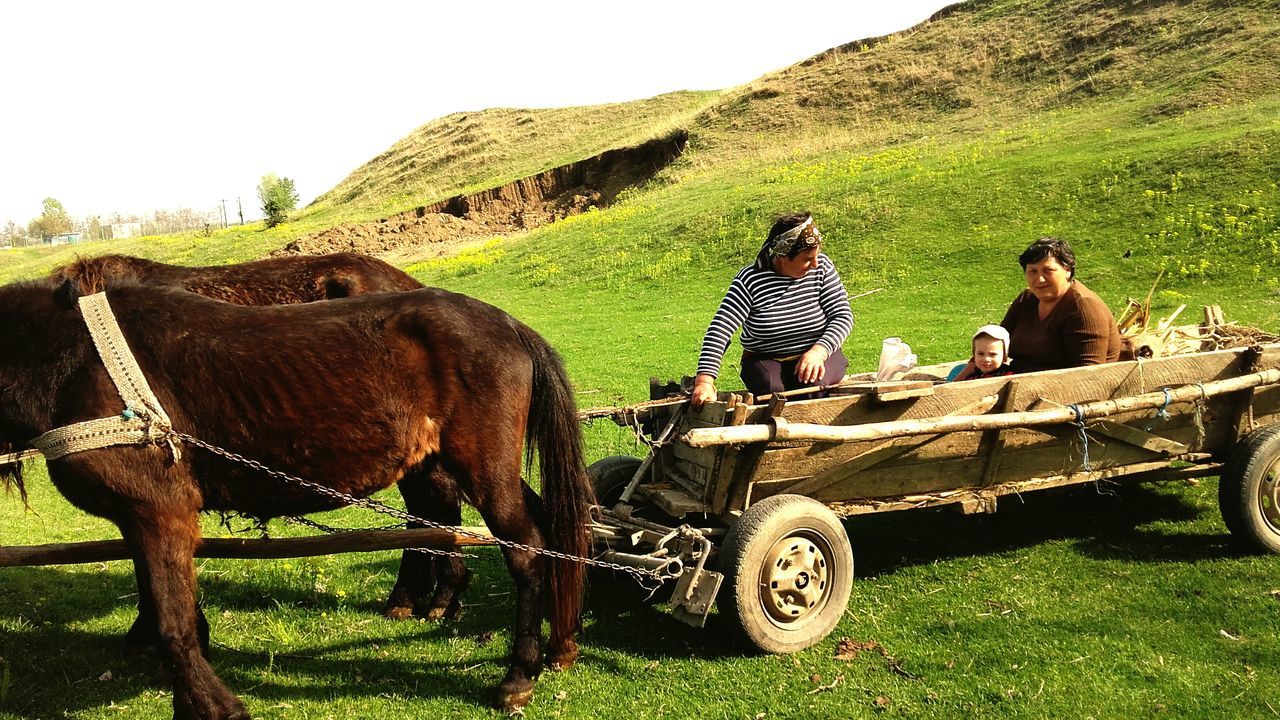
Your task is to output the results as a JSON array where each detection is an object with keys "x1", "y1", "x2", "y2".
[
  {"x1": 1219, "y1": 425, "x2": 1280, "y2": 553},
  {"x1": 718, "y1": 494, "x2": 854, "y2": 654},
  {"x1": 587, "y1": 455, "x2": 643, "y2": 508}
]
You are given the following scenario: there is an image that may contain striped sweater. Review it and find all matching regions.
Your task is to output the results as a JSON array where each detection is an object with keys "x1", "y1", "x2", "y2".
[{"x1": 697, "y1": 254, "x2": 854, "y2": 378}]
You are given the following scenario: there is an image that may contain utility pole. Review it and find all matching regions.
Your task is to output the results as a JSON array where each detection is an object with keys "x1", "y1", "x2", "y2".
[
  {"x1": 220, "y1": 199, "x2": 227, "y2": 228},
  {"x1": 237, "y1": 196, "x2": 244, "y2": 226}
]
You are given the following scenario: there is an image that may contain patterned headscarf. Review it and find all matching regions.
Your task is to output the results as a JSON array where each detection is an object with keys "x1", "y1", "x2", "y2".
[{"x1": 755, "y1": 216, "x2": 822, "y2": 269}]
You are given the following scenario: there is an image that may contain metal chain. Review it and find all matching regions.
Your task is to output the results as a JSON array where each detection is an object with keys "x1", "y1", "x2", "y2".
[{"x1": 169, "y1": 431, "x2": 664, "y2": 583}]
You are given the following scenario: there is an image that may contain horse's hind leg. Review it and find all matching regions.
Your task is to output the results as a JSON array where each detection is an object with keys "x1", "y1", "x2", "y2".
[
  {"x1": 123, "y1": 508, "x2": 247, "y2": 720},
  {"x1": 459, "y1": 471, "x2": 547, "y2": 712},
  {"x1": 384, "y1": 464, "x2": 471, "y2": 621}
]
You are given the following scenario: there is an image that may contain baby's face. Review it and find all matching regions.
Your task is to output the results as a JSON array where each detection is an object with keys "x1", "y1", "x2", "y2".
[{"x1": 973, "y1": 335, "x2": 1006, "y2": 373}]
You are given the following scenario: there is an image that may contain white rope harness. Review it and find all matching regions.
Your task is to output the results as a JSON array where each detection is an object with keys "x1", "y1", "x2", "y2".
[{"x1": 29, "y1": 292, "x2": 180, "y2": 462}]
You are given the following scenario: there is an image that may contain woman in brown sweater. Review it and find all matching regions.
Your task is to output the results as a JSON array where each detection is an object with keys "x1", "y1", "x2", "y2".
[{"x1": 1000, "y1": 237, "x2": 1122, "y2": 372}]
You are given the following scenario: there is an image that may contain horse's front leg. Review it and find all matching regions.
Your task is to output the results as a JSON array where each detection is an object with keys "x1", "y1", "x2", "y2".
[
  {"x1": 126, "y1": 559, "x2": 210, "y2": 656},
  {"x1": 123, "y1": 509, "x2": 247, "y2": 720}
]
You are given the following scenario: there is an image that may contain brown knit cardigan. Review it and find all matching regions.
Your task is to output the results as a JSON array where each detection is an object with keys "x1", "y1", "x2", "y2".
[{"x1": 1000, "y1": 280, "x2": 1122, "y2": 373}]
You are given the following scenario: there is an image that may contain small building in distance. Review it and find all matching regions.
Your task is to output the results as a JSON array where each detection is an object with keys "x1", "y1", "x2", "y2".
[
  {"x1": 110, "y1": 222, "x2": 143, "y2": 239},
  {"x1": 49, "y1": 231, "x2": 84, "y2": 245}
]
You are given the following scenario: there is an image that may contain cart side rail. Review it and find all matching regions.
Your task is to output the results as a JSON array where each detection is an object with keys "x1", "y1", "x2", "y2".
[{"x1": 676, "y1": 344, "x2": 1280, "y2": 515}]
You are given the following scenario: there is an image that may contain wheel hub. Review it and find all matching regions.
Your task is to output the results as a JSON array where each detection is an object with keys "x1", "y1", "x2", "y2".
[
  {"x1": 1261, "y1": 459, "x2": 1280, "y2": 530},
  {"x1": 760, "y1": 532, "x2": 831, "y2": 625}
]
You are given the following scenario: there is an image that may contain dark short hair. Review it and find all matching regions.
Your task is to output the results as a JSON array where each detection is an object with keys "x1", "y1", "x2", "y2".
[
  {"x1": 767, "y1": 212, "x2": 816, "y2": 259},
  {"x1": 1018, "y1": 237, "x2": 1076, "y2": 279}
]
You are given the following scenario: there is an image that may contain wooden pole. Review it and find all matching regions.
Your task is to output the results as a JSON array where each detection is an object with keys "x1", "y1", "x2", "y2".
[
  {"x1": 682, "y1": 368, "x2": 1280, "y2": 448},
  {"x1": 0, "y1": 526, "x2": 494, "y2": 568}
]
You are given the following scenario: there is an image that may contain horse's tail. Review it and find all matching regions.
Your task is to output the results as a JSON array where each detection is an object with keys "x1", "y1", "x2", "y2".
[{"x1": 514, "y1": 322, "x2": 593, "y2": 663}]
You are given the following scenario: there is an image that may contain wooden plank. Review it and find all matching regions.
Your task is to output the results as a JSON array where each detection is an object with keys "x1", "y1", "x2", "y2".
[
  {"x1": 0, "y1": 527, "x2": 494, "y2": 568},
  {"x1": 717, "y1": 396, "x2": 786, "y2": 514},
  {"x1": 672, "y1": 441, "x2": 719, "y2": 471},
  {"x1": 752, "y1": 455, "x2": 983, "y2": 502},
  {"x1": 1021, "y1": 396, "x2": 1193, "y2": 457},
  {"x1": 1087, "y1": 419, "x2": 1189, "y2": 456},
  {"x1": 980, "y1": 378, "x2": 1022, "y2": 486},
  {"x1": 751, "y1": 417, "x2": 1224, "y2": 502},
  {"x1": 773, "y1": 394, "x2": 1002, "y2": 495},
  {"x1": 827, "y1": 380, "x2": 934, "y2": 397},
  {"x1": 738, "y1": 347, "x2": 1259, "y2": 428},
  {"x1": 874, "y1": 385, "x2": 935, "y2": 402},
  {"x1": 685, "y1": 366, "x2": 1280, "y2": 449},
  {"x1": 752, "y1": 403, "x2": 1218, "y2": 482},
  {"x1": 638, "y1": 484, "x2": 708, "y2": 518},
  {"x1": 824, "y1": 459, "x2": 1221, "y2": 517},
  {"x1": 719, "y1": 345, "x2": 1280, "y2": 507},
  {"x1": 671, "y1": 399, "x2": 726, "y2": 481},
  {"x1": 1255, "y1": 385, "x2": 1280, "y2": 424},
  {"x1": 780, "y1": 436, "x2": 943, "y2": 497}
]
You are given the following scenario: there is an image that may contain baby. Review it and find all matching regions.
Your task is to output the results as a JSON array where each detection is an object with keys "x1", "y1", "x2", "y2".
[{"x1": 966, "y1": 324, "x2": 1015, "y2": 380}]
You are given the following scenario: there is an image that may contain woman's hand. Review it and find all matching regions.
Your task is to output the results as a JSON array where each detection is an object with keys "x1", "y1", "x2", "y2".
[
  {"x1": 796, "y1": 346, "x2": 830, "y2": 385},
  {"x1": 690, "y1": 373, "x2": 717, "y2": 409}
]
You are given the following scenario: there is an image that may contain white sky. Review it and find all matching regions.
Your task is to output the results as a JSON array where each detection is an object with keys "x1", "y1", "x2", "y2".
[{"x1": 0, "y1": 1, "x2": 955, "y2": 229}]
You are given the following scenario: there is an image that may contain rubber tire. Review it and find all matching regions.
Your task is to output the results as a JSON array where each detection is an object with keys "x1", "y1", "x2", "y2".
[
  {"x1": 718, "y1": 494, "x2": 854, "y2": 654},
  {"x1": 1219, "y1": 424, "x2": 1280, "y2": 554},
  {"x1": 587, "y1": 455, "x2": 643, "y2": 508}
]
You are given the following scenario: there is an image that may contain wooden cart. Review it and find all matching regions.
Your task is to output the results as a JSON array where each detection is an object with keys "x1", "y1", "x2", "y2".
[{"x1": 589, "y1": 342, "x2": 1280, "y2": 653}]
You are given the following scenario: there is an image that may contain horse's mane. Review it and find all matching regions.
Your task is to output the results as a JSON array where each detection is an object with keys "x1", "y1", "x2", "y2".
[{"x1": 50, "y1": 254, "x2": 163, "y2": 295}]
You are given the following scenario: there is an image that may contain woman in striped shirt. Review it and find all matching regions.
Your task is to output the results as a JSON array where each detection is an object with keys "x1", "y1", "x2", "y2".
[{"x1": 691, "y1": 213, "x2": 855, "y2": 408}]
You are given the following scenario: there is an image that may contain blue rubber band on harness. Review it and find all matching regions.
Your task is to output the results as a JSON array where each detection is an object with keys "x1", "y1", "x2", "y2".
[
  {"x1": 1070, "y1": 403, "x2": 1092, "y2": 472},
  {"x1": 1156, "y1": 388, "x2": 1173, "y2": 420}
]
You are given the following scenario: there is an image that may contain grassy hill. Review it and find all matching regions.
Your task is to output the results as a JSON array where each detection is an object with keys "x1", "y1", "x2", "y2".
[
  {"x1": 3, "y1": 0, "x2": 1280, "y2": 718},
  {"x1": 309, "y1": 92, "x2": 720, "y2": 217}
]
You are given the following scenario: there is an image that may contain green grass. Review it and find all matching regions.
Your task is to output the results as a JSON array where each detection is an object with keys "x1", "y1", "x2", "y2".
[
  {"x1": 4, "y1": 0, "x2": 1280, "y2": 717},
  {"x1": 4, "y1": 464, "x2": 1278, "y2": 719}
]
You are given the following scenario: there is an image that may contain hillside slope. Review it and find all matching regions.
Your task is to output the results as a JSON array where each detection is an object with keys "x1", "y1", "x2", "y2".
[
  {"x1": 316, "y1": 0, "x2": 1280, "y2": 206},
  {"x1": 309, "y1": 92, "x2": 719, "y2": 217},
  {"x1": 389, "y1": 0, "x2": 1280, "y2": 389}
]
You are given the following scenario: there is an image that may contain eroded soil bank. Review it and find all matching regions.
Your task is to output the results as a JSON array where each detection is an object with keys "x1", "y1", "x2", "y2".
[{"x1": 275, "y1": 131, "x2": 687, "y2": 258}]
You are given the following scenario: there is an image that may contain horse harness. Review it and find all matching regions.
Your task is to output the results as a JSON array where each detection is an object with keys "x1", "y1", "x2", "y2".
[{"x1": 30, "y1": 292, "x2": 181, "y2": 461}]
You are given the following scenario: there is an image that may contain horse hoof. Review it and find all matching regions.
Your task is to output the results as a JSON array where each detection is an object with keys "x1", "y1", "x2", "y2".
[
  {"x1": 383, "y1": 605, "x2": 414, "y2": 621},
  {"x1": 547, "y1": 642, "x2": 580, "y2": 671},
  {"x1": 497, "y1": 685, "x2": 534, "y2": 712},
  {"x1": 174, "y1": 693, "x2": 250, "y2": 720}
]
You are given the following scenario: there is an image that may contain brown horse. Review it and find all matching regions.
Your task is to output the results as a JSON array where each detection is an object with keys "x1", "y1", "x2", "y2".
[
  {"x1": 49, "y1": 252, "x2": 423, "y2": 302},
  {"x1": 0, "y1": 278, "x2": 591, "y2": 716},
  {"x1": 46, "y1": 253, "x2": 475, "y2": 646}
]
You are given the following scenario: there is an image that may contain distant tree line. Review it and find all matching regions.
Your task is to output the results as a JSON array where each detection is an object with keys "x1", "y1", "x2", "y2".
[
  {"x1": 2, "y1": 174, "x2": 301, "y2": 248},
  {"x1": 2, "y1": 197, "x2": 228, "y2": 248}
]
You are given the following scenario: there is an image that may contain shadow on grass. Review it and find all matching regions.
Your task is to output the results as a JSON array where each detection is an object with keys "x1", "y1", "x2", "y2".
[
  {"x1": 0, "y1": 622, "x2": 501, "y2": 719},
  {"x1": 846, "y1": 481, "x2": 1248, "y2": 577},
  {"x1": 0, "y1": 548, "x2": 712, "y2": 718},
  {"x1": 0, "y1": 559, "x2": 558, "y2": 718},
  {"x1": 4, "y1": 481, "x2": 1244, "y2": 717}
]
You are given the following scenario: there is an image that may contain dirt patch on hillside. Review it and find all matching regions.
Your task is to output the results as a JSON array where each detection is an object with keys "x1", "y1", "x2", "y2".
[{"x1": 274, "y1": 130, "x2": 687, "y2": 259}]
